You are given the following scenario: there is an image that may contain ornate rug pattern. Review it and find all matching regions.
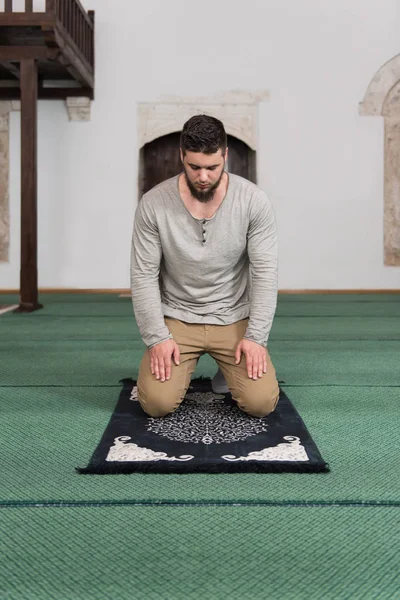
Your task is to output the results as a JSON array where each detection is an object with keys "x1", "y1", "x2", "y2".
[{"x1": 77, "y1": 378, "x2": 329, "y2": 474}]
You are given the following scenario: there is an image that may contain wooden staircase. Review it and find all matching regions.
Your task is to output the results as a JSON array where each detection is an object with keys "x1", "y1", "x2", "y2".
[{"x1": 0, "y1": 0, "x2": 95, "y2": 311}]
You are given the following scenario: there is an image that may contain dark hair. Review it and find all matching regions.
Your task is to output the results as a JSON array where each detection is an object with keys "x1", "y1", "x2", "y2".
[{"x1": 180, "y1": 114, "x2": 227, "y2": 155}]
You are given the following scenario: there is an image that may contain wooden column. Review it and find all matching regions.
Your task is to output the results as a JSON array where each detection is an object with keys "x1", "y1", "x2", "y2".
[{"x1": 15, "y1": 59, "x2": 43, "y2": 313}]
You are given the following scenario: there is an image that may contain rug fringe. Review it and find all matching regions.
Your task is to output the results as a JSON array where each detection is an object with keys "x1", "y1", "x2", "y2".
[{"x1": 76, "y1": 462, "x2": 330, "y2": 475}]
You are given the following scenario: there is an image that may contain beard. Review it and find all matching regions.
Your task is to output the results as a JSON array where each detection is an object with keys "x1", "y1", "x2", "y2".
[{"x1": 183, "y1": 163, "x2": 225, "y2": 203}]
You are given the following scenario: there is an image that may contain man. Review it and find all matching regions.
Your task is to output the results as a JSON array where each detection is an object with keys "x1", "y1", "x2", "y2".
[{"x1": 131, "y1": 114, "x2": 279, "y2": 418}]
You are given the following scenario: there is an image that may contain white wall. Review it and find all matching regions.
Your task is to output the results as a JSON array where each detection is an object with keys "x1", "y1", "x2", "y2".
[{"x1": 1, "y1": 0, "x2": 400, "y2": 289}]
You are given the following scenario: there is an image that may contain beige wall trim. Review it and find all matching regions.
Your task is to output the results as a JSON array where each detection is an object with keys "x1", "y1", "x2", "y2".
[
  {"x1": 1, "y1": 288, "x2": 400, "y2": 295},
  {"x1": 0, "y1": 100, "x2": 20, "y2": 263},
  {"x1": 277, "y1": 289, "x2": 400, "y2": 294},
  {"x1": 65, "y1": 97, "x2": 92, "y2": 121},
  {"x1": 359, "y1": 54, "x2": 400, "y2": 116},
  {"x1": 360, "y1": 54, "x2": 400, "y2": 265},
  {"x1": 0, "y1": 101, "x2": 11, "y2": 262},
  {"x1": 138, "y1": 90, "x2": 270, "y2": 151}
]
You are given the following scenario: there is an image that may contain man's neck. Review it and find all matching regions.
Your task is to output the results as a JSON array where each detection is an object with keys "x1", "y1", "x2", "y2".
[{"x1": 178, "y1": 172, "x2": 229, "y2": 220}]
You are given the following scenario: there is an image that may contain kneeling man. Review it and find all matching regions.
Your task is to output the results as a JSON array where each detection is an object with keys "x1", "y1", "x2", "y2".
[{"x1": 131, "y1": 114, "x2": 279, "y2": 418}]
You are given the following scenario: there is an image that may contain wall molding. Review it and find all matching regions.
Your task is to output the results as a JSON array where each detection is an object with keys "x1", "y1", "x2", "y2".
[
  {"x1": 360, "y1": 54, "x2": 400, "y2": 265},
  {"x1": 138, "y1": 89, "x2": 270, "y2": 151},
  {"x1": 0, "y1": 101, "x2": 13, "y2": 263},
  {"x1": 65, "y1": 97, "x2": 92, "y2": 121},
  {"x1": 1, "y1": 289, "x2": 400, "y2": 295}
]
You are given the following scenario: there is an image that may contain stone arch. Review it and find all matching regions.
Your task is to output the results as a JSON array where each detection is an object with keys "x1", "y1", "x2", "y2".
[
  {"x1": 359, "y1": 54, "x2": 400, "y2": 116},
  {"x1": 359, "y1": 55, "x2": 400, "y2": 265},
  {"x1": 137, "y1": 90, "x2": 270, "y2": 152},
  {"x1": 382, "y1": 79, "x2": 400, "y2": 118}
]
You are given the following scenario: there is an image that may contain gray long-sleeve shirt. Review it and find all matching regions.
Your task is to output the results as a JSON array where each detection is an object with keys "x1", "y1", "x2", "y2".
[{"x1": 131, "y1": 173, "x2": 278, "y2": 349}]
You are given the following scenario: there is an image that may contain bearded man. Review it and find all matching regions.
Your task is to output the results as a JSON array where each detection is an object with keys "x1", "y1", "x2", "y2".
[{"x1": 131, "y1": 114, "x2": 279, "y2": 418}]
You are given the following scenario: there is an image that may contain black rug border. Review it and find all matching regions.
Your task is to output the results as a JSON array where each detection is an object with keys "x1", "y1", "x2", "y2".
[{"x1": 77, "y1": 378, "x2": 330, "y2": 475}]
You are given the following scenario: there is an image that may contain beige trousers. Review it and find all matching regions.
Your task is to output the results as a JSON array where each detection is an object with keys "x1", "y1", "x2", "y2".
[{"x1": 137, "y1": 318, "x2": 280, "y2": 418}]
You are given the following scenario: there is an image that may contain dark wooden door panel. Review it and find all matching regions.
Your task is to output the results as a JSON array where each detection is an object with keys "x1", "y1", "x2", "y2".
[
  {"x1": 141, "y1": 132, "x2": 181, "y2": 195},
  {"x1": 139, "y1": 132, "x2": 256, "y2": 197},
  {"x1": 227, "y1": 135, "x2": 256, "y2": 183}
]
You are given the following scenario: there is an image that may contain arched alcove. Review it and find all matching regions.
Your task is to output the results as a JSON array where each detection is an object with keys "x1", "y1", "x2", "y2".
[
  {"x1": 136, "y1": 90, "x2": 269, "y2": 199},
  {"x1": 360, "y1": 54, "x2": 400, "y2": 265},
  {"x1": 138, "y1": 132, "x2": 256, "y2": 198}
]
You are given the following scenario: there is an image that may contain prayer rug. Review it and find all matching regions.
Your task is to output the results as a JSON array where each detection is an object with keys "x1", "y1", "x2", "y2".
[{"x1": 77, "y1": 378, "x2": 329, "y2": 474}]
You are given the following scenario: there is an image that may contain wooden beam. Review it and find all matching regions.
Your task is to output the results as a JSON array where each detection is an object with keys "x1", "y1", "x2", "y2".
[
  {"x1": 0, "y1": 86, "x2": 93, "y2": 100},
  {"x1": 14, "y1": 59, "x2": 43, "y2": 313},
  {"x1": 25, "y1": 0, "x2": 33, "y2": 11},
  {"x1": 0, "y1": 47, "x2": 57, "y2": 61},
  {"x1": 5, "y1": 0, "x2": 13, "y2": 12},
  {"x1": 0, "y1": 15, "x2": 54, "y2": 26},
  {"x1": 38, "y1": 86, "x2": 93, "y2": 99}
]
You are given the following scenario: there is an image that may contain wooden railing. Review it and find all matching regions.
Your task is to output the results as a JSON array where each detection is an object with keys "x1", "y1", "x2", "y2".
[
  {"x1": 1, "y1": 0, "x2": 94, "y2": 71},
  {"x1": 2, "y1": 0, "x2": 55, "y2": 15},
  {"x1": 54, "y1": 0, "x2": 94, "y2": 69}
]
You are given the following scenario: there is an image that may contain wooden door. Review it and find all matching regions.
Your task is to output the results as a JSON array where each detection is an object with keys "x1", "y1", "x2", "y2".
[
  {"x1": 139, "y1": 132, "x2": 256, "y2": 197},
  {"x1": 226, "y1": 136, "x2": 256, "y2": 184}
]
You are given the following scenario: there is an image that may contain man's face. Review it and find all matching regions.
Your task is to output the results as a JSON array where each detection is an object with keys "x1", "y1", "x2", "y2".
[{"x1": 181, "y1": 148, "x2": 227, "y2": 202}]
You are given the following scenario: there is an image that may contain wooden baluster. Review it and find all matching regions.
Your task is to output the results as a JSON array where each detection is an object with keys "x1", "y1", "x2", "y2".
[
  {"x1": 74, "y1": 3, "x2": 78, "y2": 47},
  {"x1": 83, "y1": 17, "x2": 85, "y2": 59},
  {"x1": 5, "y1": 0, "x2": 13, "y2": 12},
  {"x1": 78, "y1": 13, "x2": 81, "y2": 53},
  {"x1": 82, "y1": 17, "x2": 85, "y2": 59},
  {"x1": 65, "y1": 0, "x2": 70, "y2": 33},
  {"x1": 25, "y1": 0, "x2": 33, "y2": 11},
  {"x1": 45, "y1": 0, "x2": 55, "y2": 16},
  {"x1": 70, "y1": 2, "x2": 76, "y2": 41},
  {"x1": 88, "y1": 10, "x2": 94, "y2": 67},
  {"x1": 83, "y1": 21, "x2": 87, "y2": 62},
  {"x1": 78, "y1": 10, "x2": 81, "y2": 51}
]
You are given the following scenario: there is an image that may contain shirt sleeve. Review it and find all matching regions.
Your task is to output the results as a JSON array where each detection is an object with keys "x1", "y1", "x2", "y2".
[
  {"x1": 130, "y1": 198, "x2": 173, "y2": 349},
  {"x1": 243, "y1": 192, "x2": 278, "y2": 346}
]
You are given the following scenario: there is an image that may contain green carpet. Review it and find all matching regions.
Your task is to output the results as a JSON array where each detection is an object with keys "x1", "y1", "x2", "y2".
[
  {"x1": 1, "y1": 506, "x2": 399, "y2": 600},
  {"x1": 1, "y1": 339, "x2": 399, "y2": 386},
  {"x1": 1, "y1": 293, "x2": 399, "y2": 599},
  {"x1": 0, "y1": 385, "x2": 399, "y2": 503},
  {"x1": 2, "y1": 314, "x2": 400, "y2": 341}
]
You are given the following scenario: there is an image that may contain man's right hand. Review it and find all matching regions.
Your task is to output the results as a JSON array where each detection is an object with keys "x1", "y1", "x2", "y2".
[{"x1": 149, "y1": 339, "x2": 180, "y2": 382}]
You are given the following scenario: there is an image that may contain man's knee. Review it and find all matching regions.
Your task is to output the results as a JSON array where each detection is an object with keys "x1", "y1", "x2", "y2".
[
  {"x1": 237, "y1": 387, "x2": 280, "y2": 418},
  {"x1": 137, "y1": 382, "x2": 181, "y2": 418}
]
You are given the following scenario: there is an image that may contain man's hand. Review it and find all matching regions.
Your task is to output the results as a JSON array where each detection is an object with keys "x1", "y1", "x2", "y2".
[
  {"x1": 235, "y1": 339, "x2": 267, "y2": 380},
  {"x1": 149, "y1": 339, "x2": 180, "y2": 382}
]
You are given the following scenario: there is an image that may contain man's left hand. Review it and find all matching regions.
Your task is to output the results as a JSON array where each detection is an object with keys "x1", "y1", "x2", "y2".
[{"x1": 235, "y1": 339, "x2": 267, "y2": 380}]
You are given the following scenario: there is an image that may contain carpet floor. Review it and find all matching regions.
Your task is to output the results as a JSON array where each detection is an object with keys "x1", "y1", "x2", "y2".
[{"x1": 0, "y1": 293, "x2": 399, "y2": 599}]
